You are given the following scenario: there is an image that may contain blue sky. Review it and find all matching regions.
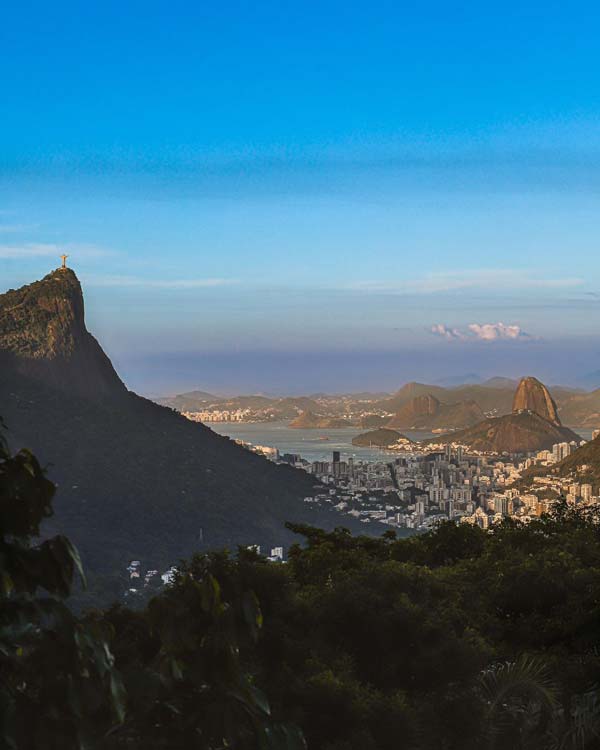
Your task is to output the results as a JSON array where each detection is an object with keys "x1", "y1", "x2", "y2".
[{"x1": 2, "y1": 1, "x2": 600, "y2": 393}]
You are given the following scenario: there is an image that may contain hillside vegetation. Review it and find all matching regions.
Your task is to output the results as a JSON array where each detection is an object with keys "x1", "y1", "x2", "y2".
[{"x1": 424, "y1": 411, "x2": 580, "y2": 453}]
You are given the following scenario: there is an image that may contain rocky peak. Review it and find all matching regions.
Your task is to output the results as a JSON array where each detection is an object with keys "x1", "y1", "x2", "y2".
[
  {"x1": 0, "y1": 269, "x2": 85, "y2": 358},
  {"x1": 0, "y1": 267, "x2": 126, "y2": 399},
  {"x1": 410, "y1": 394, "x2": 441, "y2": 416},
  {"x1": 512, "y1": 376, "x2": 561, "y2": 426}
]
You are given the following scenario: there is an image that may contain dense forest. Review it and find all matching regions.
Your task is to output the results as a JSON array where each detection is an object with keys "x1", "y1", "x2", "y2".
[{"x1": 3, "y1": 422, "x2": 600, "y2": 749}]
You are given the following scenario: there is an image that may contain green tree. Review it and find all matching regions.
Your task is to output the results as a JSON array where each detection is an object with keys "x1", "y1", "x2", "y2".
[
  {"x1": 1, "y1": 421, "x2": 304, "y2": 750},
  {"x1": 0, "y1": 419, "x2": 126, "y2": 749}
]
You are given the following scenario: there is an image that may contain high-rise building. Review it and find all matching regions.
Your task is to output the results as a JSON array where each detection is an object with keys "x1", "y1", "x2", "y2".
[
  {"x1": 552, "y1": 442, "x2": 572, "y2": 462},
  {"x1": 581, "y1": 484, "x2": 593, "y2": 502},
  {"x1": 593, "y1": 429, "x2": 600, "y2": 441},
  {"x1": 494, "y1": 495, "x2": 510, "y2": 516},
  {"x1": 312, "y1": 461, "x2": 329, "y2": 475},
  {"x1": 333, "y1": 451, "x2": 341, "y2": 464}
]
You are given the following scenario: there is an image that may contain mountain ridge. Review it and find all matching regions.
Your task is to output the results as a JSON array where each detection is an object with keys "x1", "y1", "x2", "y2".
[{"x1": 0, "y1": 268, "x2": 380, "y2": 599}]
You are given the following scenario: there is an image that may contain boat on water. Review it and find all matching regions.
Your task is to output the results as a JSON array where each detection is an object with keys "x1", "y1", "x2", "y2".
[{"x1": 318, "y1": 436, "x2": 330, "y2": 441}]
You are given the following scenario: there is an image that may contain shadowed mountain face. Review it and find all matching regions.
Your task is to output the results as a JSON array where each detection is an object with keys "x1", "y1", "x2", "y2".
[
  {"x1": 512, "y1": 376, "x2": 561, "y2": 426},
  {"x1": 0, "y1": 269, "x2": 381, "y2": 600},
  {"x1": 0, "y1": 269, "x2": 126, "y2": 399},
  {"x1": 424, "y1": 411, "x2": 580, "y2": 454},
  {"x1": 386, "y1": 394, "x2": 484, "y2": 431}
]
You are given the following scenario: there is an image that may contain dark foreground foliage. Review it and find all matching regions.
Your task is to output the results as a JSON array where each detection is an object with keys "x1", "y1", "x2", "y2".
[
  {"x1": 0, "y1": 424, "x2": 304, "y2": 750},
  {"x1": 3, "y1": 423, "x2": 600, "y2": 749}
]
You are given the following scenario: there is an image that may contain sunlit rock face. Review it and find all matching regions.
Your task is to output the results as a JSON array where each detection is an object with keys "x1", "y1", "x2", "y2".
[
  {"x1": 512, "y1": 376, "x2": 561, "y2": 426},
  {"x1": 0, "y1": 268, "x2": 126, "y2": 399}
]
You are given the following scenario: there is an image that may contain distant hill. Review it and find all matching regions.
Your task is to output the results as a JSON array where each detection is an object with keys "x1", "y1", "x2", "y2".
[
  {"x1": 481, "y1": 376, "x2": 519, "y2": 389},
  {"x1": 554, "y1": 433, "x2": 600, "y2": 484},
  {"x1": 0, "y1": 269, "x2": 376, "y2": 599},
  {"x1": 276, "y1": 397, "x2": 322, "y2": 414},
  {"x1": 378, "y1": 382, "x2": 449, "y2": 412},
  {"x1": 424, "y1": 411, "x2": 580, "y2": 454},
  {"x1": 386, "y1": 394, "x2": 484, "y2": 431},
  {"x1": 447, "y1": 384, "x2": 515, "y2": 415},
  {"x1": 352, "y1": 428, "x2": 412, "y2": 448},
  {"x1": 434, "y1": 373, "x2": 482, "y2": 387},
  {"x1": 377, "y1": 381, "x2": 515, "y2": 417},
  {"x1": 289, "y1": 410, "x2": 352, "y2": 429},
  {"x1": 157, "y1": 390, "x2": 222, "y2": 411},
  {"x1": 423, "y1": 377, "x2": 581, "y2": 453},
  {"x1": 555, "y1": 389, "x2": 600, "y2": 427}
]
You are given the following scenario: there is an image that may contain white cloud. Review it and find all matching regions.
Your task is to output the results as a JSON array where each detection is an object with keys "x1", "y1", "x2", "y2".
[
  {"x1": 430, "y1": 323, "x2": 466, "y2": 340},
  {"x1": 467, "y1": 322, "x2": 530, "y2": 341},
  {"x1": 431, "y1": 321, "x2": 533, "y2": 342}
]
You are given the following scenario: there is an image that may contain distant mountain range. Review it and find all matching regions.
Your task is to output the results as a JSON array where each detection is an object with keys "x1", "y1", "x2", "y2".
[
  {"x1": 434, "y1": 373, "x2": 483, "y2": 386},
  {"x1": 161, "y1": 376, "x2": 600, "y2": 431},
  {"x1": 0, "y1": 269, "x2": 375, "y2": 600},
  {"x1": 346, "y1": 376, "x2": 582, "y2": 454}
]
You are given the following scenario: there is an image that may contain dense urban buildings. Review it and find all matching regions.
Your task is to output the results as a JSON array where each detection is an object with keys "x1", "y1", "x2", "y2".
[{"x1": 232, "y1": 435, "x2": 596, "y2": 533}]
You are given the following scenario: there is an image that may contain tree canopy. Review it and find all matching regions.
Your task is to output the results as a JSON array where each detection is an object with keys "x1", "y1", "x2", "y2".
[{"x1": 3, "y1": 419, "x2": 600, "y2": 749}]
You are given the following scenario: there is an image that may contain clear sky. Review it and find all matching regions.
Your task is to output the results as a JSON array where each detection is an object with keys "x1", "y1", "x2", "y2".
[{"x1": 2, "y1": 1, "x2": 600, "y2": 394}]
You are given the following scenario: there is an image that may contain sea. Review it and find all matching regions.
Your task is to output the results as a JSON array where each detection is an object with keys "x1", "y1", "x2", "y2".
[
  {"x1": 208, "y1": 421, "x2": 596, "y2": 464},
  {"x1": 208, "y1": 421, "x2": 435, "y2": 462}
]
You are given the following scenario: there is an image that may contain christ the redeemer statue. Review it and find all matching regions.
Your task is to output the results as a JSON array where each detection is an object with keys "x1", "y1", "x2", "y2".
[{"x1": 60, "y1": 254, "x2": 68, "y2": 269}]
